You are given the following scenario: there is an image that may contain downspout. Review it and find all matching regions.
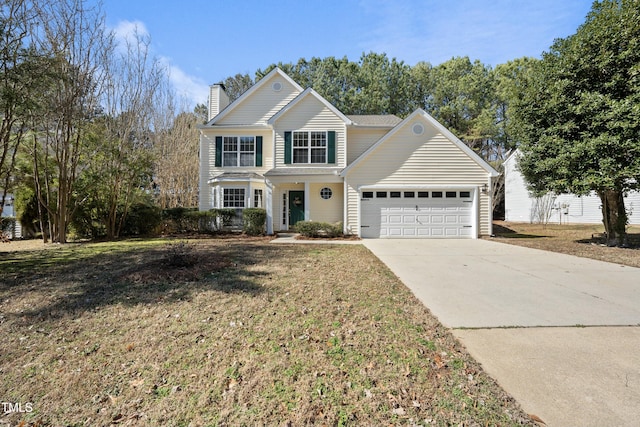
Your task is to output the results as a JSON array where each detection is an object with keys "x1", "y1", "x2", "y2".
[
  {"x1": 266, "y1": 180, "x2": 273, "y2": 235},
  {"x1": 304, "y1": 182, "x2": 310, "y2": 221},
  {"x1": 487, "y1": 175, "x2": 494, "y2": 236},
  {"x1": 343, "y1": 180, "x2": 348, "y2": 235}
]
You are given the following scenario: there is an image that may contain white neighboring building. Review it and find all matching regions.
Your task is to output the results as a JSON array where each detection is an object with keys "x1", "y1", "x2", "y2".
[
  {"x1": 504, "y1": 150, "x2": 640, "y2": 225},
  {"x1": 1, "y1": 193, "x2": 22, "y2": 238}
]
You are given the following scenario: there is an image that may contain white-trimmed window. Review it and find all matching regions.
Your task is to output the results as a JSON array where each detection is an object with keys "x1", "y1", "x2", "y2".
[
  {"x1": 223, "y1": 188, "x2": 245, "y2": 207},
  {"x1": 320, "y1": 187, "x2": 332, "y2": 200},
  {"x1": 254, "y1": 189, "x2": 263, "y2": 208},
  {"x1": 223, "y1": 136, "x2": 255, "y2": 167},
  {"x1": 293, "y1": 131, "x2": 326, "y2": 164}
]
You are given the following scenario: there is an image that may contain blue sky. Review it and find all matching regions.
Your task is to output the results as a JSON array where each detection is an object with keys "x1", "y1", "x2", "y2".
[{"x1": 101, "y1": 0, "x2": 593, "y2": 107}]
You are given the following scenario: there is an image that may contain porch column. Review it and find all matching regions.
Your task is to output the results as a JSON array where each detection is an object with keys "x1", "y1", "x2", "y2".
[
  {"x1": 266, "y1": 181, "x2": 273, "y2": 235},
  {"x1": 304, "y1": 182, "x2": 310, "y2": 221},
  {"x1": 214, "y1": 185, "x2": 221, "y2": 209}
]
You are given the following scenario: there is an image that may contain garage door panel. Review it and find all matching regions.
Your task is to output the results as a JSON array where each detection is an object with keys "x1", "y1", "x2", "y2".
[
  {"x1": 431, "y1": 215, "x2": 444, "y2": 224},
  {"x1": 459, "y1": 227, "x2": 473, "y2": 236},
  {"x1": 416, "y1": 215, "x2": 431, "y2": 223},
  {"x1": 445, "y1": 215, "x2": 460, "y2": 224},
  {"x1": 360, "y1": 189, "x2": 474, "y2": 239},
  {"x1": 388, "y1": 215, "x2": 402, "y2": 224},
  {"x1": 388, "y1": 227, "x2": 402, "y2": 236},
  {"x1": 445, "y1": 227, "x2": 461, "y2": 236},
  {"x1": 403, "y1": 215, "x2": 416, "y2": 224}
]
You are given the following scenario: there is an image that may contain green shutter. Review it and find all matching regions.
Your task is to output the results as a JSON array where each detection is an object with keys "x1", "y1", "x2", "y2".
[
  {"x1": 284, "y1": 131, "x2": 292, "y2": 164},
  {"x1": 215, "y1": 136, "x2": 222, "y2": 167},
  {"x1": 255, "y1": 136, "x2": 263, "y2": 167},
  {"x1": 327, "y1": 131, "x2": 336, "y2": 164}
]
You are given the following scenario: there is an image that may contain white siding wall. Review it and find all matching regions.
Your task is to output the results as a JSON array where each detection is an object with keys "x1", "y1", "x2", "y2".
[
  {"x1": 346, "y1": 127, "x2": 390, "y2": 164},
  {"x1": 345, "y1": 118, "x2": 492, "y2": 236},
  {"x1": 503, "y1": 152, "x2": 533, "y2": 222},
  {"x1": 217, "y1": 77, "x2": 300, "y2": 125},
  {"x1": 504, "y1": 152, "x2": 640, "y2": 225},
  {"x1": 273, "y1": 96, "x2": 347, "y2": 168}
]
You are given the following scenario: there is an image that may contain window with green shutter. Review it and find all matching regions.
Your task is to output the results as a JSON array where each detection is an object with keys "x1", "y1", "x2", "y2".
[
  {"x1": 284, "y1": 131, "x2": 292, "y2": 164},
  {"x1": 287, "y1": 130, "x2": 333, "y2": 164},
  {"x1": 328, "y1": 131, "x2": 336, "y2": 164},
  {"x1": 216, "y1": 136, "x2": 259, "y2": 167},
  {"x1": 256, "y1": 136, "x2": 263, "y2": 167},
  {"x1": 215, "y1": 136, "x2": 222, "y2": 167}
]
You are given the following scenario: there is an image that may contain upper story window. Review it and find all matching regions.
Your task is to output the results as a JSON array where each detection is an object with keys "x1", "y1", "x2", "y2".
[
  {"x1": 293, "y1": 131, "x2": 326, "y2": 164},
  {"x1": 223, "y1": 136, "x2": 255, "y2": 167},
  {"x1": 284, "y1": 130, "x2": 335, "y2": 165}
]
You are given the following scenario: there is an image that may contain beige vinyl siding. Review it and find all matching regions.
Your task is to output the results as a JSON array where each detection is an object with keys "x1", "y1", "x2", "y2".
[
  {"x1": 203, "y1": 130, "x2": 273, "y2": 174},
  {"x1": 199, "y1": 133, "x2": 214, "y2": 210},
  {"x1": 308, "y1": 183, "x2": 343, "y2": 224},
  {"x1": 198, "y1": 130, "x2": 273, "y2": 210},
  {"x1": 346, "y1": 127, "x2": 390, "y2": 165},
  {"x1": 345, "y1": 119, "x2": 492, "y2": 236},
  {"x1": 273, "y1": 96, "x2": 347, "y2": 167},
  {"x1": 217, "y1": 77, "x2": 300, "y2": 125}
]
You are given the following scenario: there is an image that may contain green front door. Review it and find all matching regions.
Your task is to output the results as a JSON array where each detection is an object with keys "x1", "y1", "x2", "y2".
[{"x1": 289, "y1": 191, "x2": 305, "y2": 228}]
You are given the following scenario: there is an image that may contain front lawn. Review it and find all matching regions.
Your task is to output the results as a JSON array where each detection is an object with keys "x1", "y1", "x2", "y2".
[
  {"x1": 0, "y1": 238, "x2": 534, "y2": 426},
  {"x1": 491, "y1": 221, "x2": 640, "y2": 268}
]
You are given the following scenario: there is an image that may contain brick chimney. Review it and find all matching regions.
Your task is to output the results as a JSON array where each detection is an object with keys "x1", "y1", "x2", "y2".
[{"x1": 208, "y1": 83, "x2": 230, "y2": 121}]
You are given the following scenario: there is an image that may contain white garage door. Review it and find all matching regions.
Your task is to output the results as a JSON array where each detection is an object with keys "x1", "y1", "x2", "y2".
[{"x1": 360, "y1": 190, "x2": 474, "y2": 238}]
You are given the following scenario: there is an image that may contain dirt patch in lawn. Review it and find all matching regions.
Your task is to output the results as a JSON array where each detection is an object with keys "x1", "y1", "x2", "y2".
[
  {"x1": 490, "y1": 221, "x2": 640, "y2": 268},
  {"x1": 0, "y1": 237, "x2": 536, "y2": 426}
]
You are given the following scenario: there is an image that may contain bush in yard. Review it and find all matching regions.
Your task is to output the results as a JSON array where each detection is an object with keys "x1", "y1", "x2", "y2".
[
  {"x1": 1, "y1": 217, "x2": 16, "y2": 239},
  {"x1": 243, "y1": 208, "x2": 266, "y2": 235},
  {"x1": 121, "y1": 203, "x2": 163, "y2": 236},
  {"x1": 164, "y1": 240, "x2": 197, "y2": 267},
  {"x1": 160, "y1": 208, "x2": 238, "y2": 234},
  {"x1": 162, "y1": 207, "x2": 198, "y2": 233},
  {"x1": 294, "y1": 221, "x2": 343, "y2": 238},
  {"x1": 214, "y1": 208, "x2": 237, "y2": 228}
]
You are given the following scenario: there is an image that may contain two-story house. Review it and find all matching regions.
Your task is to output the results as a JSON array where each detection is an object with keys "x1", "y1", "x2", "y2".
[{"x1": 199, "y1": 68, "x2": 498, "y2": 238}]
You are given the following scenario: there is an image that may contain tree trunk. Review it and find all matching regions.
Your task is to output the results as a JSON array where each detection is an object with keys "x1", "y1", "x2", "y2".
[{"x1": 598, "y1": 189, "x2": 628, "y2": 246}]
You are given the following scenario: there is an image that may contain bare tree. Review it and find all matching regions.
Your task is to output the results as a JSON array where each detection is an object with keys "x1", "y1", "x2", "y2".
[
  {"x1": 93, "y1": 26, "x2": 164, "y2": 239},
  {"x1": 531, "y1": 193, "x2": 557, "y2": 226},
  {"x1": 29, "y1": 0, "x2": 111, "y2": 243},
  {"x1": 152, "y1": 98, "x2": 203, "y2": 209},
  {"x1": 0, "y1": 0, "x2": 37, "y2": 214}
]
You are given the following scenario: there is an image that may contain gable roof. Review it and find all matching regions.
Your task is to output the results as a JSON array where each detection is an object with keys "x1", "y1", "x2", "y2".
[
  {"x1": 341, "y1": 108, "x2": 499, "y2": 177},
  {"x1": 503, "y1": 148, "x2": 520, "y2": 166},
  {"x1": 347, "y1": 115, "x2": 402, "y2": 127},
  {"x1": 266, "y1": 87, "x2": 352, "y2": 125},
  {"x1": 206, "y1": 67, "x2": 304, "y2": 126}
]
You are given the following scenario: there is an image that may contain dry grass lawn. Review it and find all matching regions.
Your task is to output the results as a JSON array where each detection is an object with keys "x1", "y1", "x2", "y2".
[
  {"x1": 0, "y1": 237, "x2": 535, "y2": 426},
  {"x1": 490, "y1": 221, "x2": 640, "y2": 268}
]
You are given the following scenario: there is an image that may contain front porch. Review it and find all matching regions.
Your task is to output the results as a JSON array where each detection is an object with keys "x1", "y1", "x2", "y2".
[{"x1": 264, "y1": 169, "x2": 344, "y2": 233}]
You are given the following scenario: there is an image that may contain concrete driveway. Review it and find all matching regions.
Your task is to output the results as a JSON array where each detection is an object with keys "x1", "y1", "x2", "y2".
[{"x1": 363, "y1": 239, "x2": 640, "y2": 427}]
